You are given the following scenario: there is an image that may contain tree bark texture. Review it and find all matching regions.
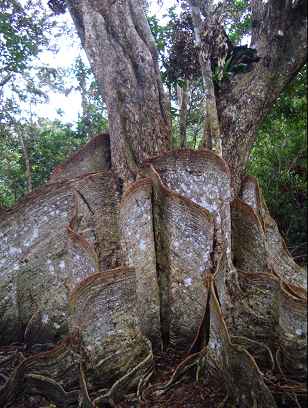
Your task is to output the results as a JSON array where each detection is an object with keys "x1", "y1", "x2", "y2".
[
  {"x1": 66, "y1": 0, "x2": 171, "y2": 182},
  {"x1": 218, "y1": 0, "x2": 307, "y2": 193}
]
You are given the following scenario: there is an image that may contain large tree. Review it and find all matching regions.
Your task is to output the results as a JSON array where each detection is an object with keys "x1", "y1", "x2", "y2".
[{"x1": 0, "y1": 1, "x2": 307, "y2": 407}]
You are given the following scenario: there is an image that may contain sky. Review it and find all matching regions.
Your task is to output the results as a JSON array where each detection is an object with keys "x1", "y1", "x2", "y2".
[
  {"x1": 34, "y1": 0, "x2": 178, "y2": 125},
  {"x1": 32, "y1": 12, "x2": 84, "y2": 124}
]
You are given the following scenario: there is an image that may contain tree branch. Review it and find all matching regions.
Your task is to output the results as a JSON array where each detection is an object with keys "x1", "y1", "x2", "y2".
[{"x1": 218, "y1": 0, "x2": 307, "y2": 194}]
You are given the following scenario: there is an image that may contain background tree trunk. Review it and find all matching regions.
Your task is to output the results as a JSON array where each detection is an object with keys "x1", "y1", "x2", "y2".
[
  {"x1": 17, "y1": 131, "x2": 32, "y2": 193},
  {"x1": 177, "y1": 80, "x2": 189, "y2": 148},
  {"x1": 189, "y1": 0, "x2": 222, "y2": 156}
]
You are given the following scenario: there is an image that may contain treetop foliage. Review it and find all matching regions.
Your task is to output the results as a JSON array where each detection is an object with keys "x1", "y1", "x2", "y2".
[{"x1": 0, "y1": 0, "x2": 52, "y2": 83}]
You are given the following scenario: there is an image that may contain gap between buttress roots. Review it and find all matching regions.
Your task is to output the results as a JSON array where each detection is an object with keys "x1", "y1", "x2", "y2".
[{"x1": 149, "y1": 180, "x2": 169, "y2": 351}]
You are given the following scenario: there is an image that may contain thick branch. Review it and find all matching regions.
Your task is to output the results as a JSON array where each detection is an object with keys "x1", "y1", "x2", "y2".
[
  {"x1": 218, "y1": 0, "x2": 307, "y2": 193},
  {"x1": 0, "y1": 74, "x2": 13, "y2": 88}
]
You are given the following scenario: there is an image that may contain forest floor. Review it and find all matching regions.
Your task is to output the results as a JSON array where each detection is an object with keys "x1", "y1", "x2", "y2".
[
  {"x1": 125, "y1": 349, "x2": 227, "y2": 407},
  {"x1": 10, "y1": 348, "x2": 305, "y2": 407},
  {"x1": 11, "y1": 349, "x2": 224, "y2": 408}
]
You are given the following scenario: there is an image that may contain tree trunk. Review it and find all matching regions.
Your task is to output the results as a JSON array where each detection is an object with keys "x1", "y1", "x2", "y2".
[
  {"x1": 17, "y1": 131, "x2": 32, "y2": 193},
  {"x1": 189, "y1": 0, "x2": 222, "y2": 156},
  {"x1": 218, "y1": 0, "x2": 307, "y2": 194},
  {"x1": 66, "y1": 0, "x2": 171, "y2": 182},
  {"x1": 77, "y1": 61, "x2": 92, "y2": 136},
  {"x1": 177, "y1": 80, "x2": 189, "y2": 148},
  {"x1": 0, "y1": 1, "x2": 307, "y2": 407}
]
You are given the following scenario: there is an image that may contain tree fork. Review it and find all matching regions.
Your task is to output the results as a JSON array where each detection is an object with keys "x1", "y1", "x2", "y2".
[{"x1": 218, "y1": 0, "x2": 307, "y2": 193}]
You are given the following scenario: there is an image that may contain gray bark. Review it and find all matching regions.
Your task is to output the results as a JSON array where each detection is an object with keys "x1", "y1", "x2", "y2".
[
  {"x1": 218, "y1": 0, "x2": 307, "y2": 194},
  {"x1": 66, "y1": 1, "x2": 307, "y2": 194},
  {"x1": 66, "y1": 0, "x2": 171, "y2": 182}
]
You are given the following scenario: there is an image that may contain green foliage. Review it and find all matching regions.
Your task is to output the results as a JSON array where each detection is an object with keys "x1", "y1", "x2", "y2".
[
  {"x1": 0, "y1": 0, "x2": 51, "y2": 80},
  {"x1": 0, "y1": 0, "x2": 63, "y2": 127},
  {"x1": 71, "y1": 56, "x2": 108, "y2": 138},
  {"x1": 249, "y1": 66, "x2": 307, "y2": 263},
  {"x1": 147, "y1": 13, "x2": 171, "y2": 55},
  {"x1": 0, "y1": 120, "x2": 87, "y2": 207},
  {"x1": 0, "y1": 107, "x2": 108, "y2": 208},
  {"x1": 0, "y1": 136, "x2": 22, "y2": 207},
  {"x1": 148, "y1": 7, "x2": 204, "y2": 148},
  {"x1": 75, "y1": 106, "x2": 108, "y2": 139},
  {"x1": 30, "y1": 120, "x2": 87, "y2": 186},
  {"x1": 224, "y1": 0, "x2": 251, "y2": 45},
  {"x1": 147, "y1": 9, "x2": 180, "y2": 91},
  {"x1": 213, "y1": 46, "x2": 260, "y2": 85},
  {"x1": 0, "y1": 2, "x2": 108, "y2": 208},
  {"x1": 212, "y1": 56, "x2": 233, "y2": 83}
]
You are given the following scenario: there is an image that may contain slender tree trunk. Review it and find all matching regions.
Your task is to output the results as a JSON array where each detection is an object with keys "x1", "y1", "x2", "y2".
[
  {"x1": 189, "y1": 0, "x2": 222, "y2": 156},
  {"x1": 78, "y1": 64, "x2": 92, "y2": 135},
  {"x1": 17, "y1": 132, "x2": 32, "y2": 193},
  {"x1": 66, "y1": 0, "x2": 171, "y2": 182},
  {"x1": 177, "y1": 80, "x2": 190, "y2": 148}
]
